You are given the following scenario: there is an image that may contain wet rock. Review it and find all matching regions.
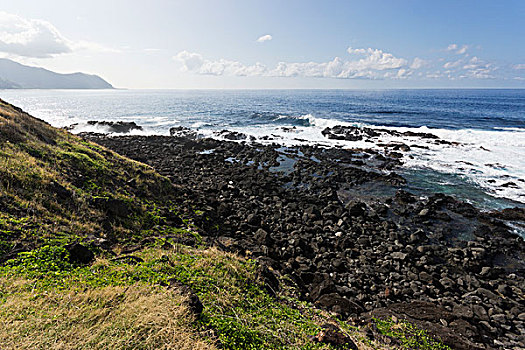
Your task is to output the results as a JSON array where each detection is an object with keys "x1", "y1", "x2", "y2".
[
  {"x1": 394, "y1": 190, "x2": 417, "y2": 204},
  {"x1": 84, "y1": 121, "x2": 143, "y2": 133},
  {"x1": 169, "y1": 126, "x2": 197, "y2": 138},
  {"x1": 215, "y1": 130, "x2": 248, "y2": 141},
  {"x1": 490, "y1": 207, "x2": 525, "y2": 221}
]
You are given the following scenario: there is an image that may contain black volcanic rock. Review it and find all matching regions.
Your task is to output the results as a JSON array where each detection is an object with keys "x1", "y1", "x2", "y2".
[
  {"x1": 84, "y1": 132, "x2": 525, "y2": 349},
  {"x1": 88, "y1": 121, "x2": 142, "y2": 133}
]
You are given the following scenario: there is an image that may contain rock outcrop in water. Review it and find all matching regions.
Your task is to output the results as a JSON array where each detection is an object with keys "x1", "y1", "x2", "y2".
[
  {"x1": 66, "y1": 121, "x2": 142, "y2": 133},
  {"x1": 85, "y1": 133, "x2": 525, "y2": 350}
]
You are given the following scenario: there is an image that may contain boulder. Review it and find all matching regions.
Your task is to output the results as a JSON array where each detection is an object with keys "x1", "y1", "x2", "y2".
[{"x1": 66, "y1": 243, "x2": 94, "y2": 264}]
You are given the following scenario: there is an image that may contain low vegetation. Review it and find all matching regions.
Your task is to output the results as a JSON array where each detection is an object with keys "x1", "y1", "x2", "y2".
[
  {"x1": 0, "y1": 243, "x2": 360, "y2": 349},
  {"x1": 374, "y1": 318, "x2": 451, "y2": 350}
]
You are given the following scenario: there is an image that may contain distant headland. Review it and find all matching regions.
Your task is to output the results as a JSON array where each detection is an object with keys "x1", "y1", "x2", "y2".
[{"x1": 0, "y1": 58, "x2": 113, "y2": 89}]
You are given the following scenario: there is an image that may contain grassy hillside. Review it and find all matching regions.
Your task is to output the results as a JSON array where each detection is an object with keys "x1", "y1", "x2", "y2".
[
  {"x1": 0, "y1": 99, "x2": 449, "y2": 349},
  {"x1": 0, "y1": 98, "x2": 187, "y2": 255}
]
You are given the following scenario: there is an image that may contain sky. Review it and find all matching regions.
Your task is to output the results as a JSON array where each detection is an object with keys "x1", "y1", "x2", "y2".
[{"x1": 0, "y1": 0, "x2": 524, "y2": 89}]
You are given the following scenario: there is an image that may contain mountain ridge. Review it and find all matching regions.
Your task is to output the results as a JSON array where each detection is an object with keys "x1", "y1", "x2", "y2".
[{"x1": 0, "y1": 58, "x2": 113, "y2": 89}]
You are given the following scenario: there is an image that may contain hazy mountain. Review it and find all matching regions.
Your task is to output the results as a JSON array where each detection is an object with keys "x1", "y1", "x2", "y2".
[{"x1": 0, "y1": 58, "x2": 113, "y2": 89}]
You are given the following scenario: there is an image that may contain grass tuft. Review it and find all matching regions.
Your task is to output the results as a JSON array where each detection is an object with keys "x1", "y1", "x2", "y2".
[{"x1": 374, "y1": 317, "x2": 451, "y2": 350}]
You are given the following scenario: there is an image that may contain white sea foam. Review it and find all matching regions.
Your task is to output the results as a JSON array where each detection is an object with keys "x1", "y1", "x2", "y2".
[
  {"x1": 67, "y1": 122, "x2": 170, "y2": 136},
  {"x1": 2, "y1": 90, "x2": 523, "y2": 205},
  {"x1": 210, "y1": 114, "x2": 525, "y2": 204},
  {"x1": 400, "y1": 127, "x2": 525, "y2": 204}
]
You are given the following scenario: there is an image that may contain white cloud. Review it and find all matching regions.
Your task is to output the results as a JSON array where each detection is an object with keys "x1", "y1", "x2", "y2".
[
  {"x1": 175, "y1": 47, "x2": 410, "y2": 80},
  {"x1": 443, "y1": 59, "x2": 463, "y2": 69},
  {"x1": 426, "y1": 72, "x2": 444, "y2": 79},
  {"x1": 446, "y1": 43, "x2": 468, "y2": 55},
  {"x1": 462, "y1": 67, "x2": 495, "y2": 79},
  {"x1": 176, "y1": 50, "x2": 205, "y2": 71},
  {"x1": 0, "y1": 11, "x2": 71, "y2": 58},
  {"x1": 439, "y1": 54, "x2": 496, "y2": 79},
  {"x1": 410, "y1": 57, "x2": 425, "y2": 69},
  {"x1": 256, "y1": 34, "x2": 272, "y2": 43},
  {"x1": 463, "y1": 56, "x2": 480, "y2": 69},
  {"x1": 456, "y1": 45, "x2": 468, "y2": 55},
  {"x1": 270, "y1": 47, "x2": 409, "y2": 79},
  {"x1": 346, "y1": 47, "x2": 407, "y2": 70},
  {"x1": 0, "y1": 11, "x2": 117, "y2": 58},
  {"x1": 174, "y1": 44, "x2": 522, "y2": 82},
  {"x1": 175, "y1": 50, "x2": 267, "y2": 76}
]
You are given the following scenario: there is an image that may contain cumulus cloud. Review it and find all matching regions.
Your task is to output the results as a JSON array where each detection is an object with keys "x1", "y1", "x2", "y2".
[
  {"x1": 456, "y1": 45, "x2": 468, "y2": 55},
  {"x1": 175, "y1": 50, "x2": 267, "y2": 76},
  {"x1": 410, "y1": 57, "x2": 425, "y2": 69},
  {"x1": 446, "y1": 43, "x2": 468, "y2": 55},
  {"x1": 0, "y1": 11, "x2": 117, "y2": 58},
  {"x1": 176, "y1": 51, "x2": 205, "y2": 71},
  {"x1": 443, "y1": 59, "x2": 463, "y2": 69},
  {"x1": 346, "y1": 47, "x2": 408, "y2": 70},
  {"x1": 174, "y1": 44, "x2": 521, "y2": 82},
  {"x1": 175, "y1": 47, "x2": 411, "y2": 80},
  {"x1": 256, "y1": 34, "x2": 272, "y2": 43},
  {"x1": 270, "y1": 47, "x2": 409, "y2": 79},
  {"x1": 439, "y1": 55, "x2": 496, "y2": 79},
  {"x1": 0, "y1": 11, "x2": 71, "y2": 58},
  {"x1": 463, "y1": 56, "x2": 480, "y2": 69}
]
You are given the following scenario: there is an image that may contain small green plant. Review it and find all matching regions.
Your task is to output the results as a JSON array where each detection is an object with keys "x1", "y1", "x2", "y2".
[
  {"x1": 374, "y1": 317, "x2": 451, "y2": 350},
  {"x1": 5, "y1": 245, "x2": 72, "y2": 276}
]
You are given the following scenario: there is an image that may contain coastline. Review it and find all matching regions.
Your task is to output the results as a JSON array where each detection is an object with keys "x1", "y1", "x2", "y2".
[
  {"x1": 1, "y1": 96, "x2": 524, "y2": 348},
  {"x1": 84, "y1": 131, "x2": 525, "y2": 349},
  {"x1": 3, "y1": 89, "x2": 524, "y2": 207}
]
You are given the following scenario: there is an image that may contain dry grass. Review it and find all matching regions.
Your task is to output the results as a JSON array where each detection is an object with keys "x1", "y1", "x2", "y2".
[
  {"x1": 0, "y1": 98, "x2": 183, "y2": 253},
  {"x1": 0, "y1": 280, "x2": 215, "y2": 350}
]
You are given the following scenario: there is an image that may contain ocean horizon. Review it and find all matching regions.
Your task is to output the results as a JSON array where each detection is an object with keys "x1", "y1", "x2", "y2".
[{"x1": 2, "y1": 88, "x2": 524, "y2": 213}]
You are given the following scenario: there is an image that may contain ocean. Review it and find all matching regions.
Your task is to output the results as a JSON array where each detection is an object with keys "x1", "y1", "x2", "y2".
[{"x1": 1, "y1": 89, "x2": 524, "y2": 212}]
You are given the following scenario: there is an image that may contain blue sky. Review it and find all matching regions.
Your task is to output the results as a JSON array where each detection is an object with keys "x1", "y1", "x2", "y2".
[{"x1": 0, "y1": 0, "x2": 524, "y2": 88}]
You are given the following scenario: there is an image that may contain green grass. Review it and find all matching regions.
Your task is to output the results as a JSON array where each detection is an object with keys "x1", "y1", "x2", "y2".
[
  {"x1": 0, "y1": 244, "x2": 362, "y2": 349},
  {"x1": 374, "y1": 317, "x2": 451, "y2": 350}
]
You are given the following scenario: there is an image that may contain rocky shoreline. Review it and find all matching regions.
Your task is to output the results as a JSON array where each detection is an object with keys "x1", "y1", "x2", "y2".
[{"x1": 83, "y1": 129, "x2": 525, "y2": 350}]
